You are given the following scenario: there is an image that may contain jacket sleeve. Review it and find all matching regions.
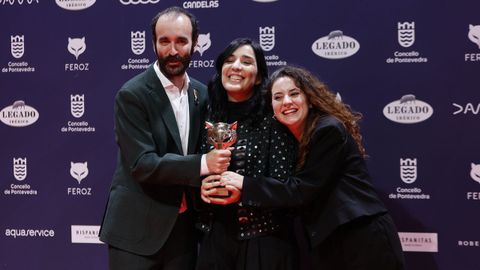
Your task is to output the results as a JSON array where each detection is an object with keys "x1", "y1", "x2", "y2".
[
  {"x1": 114, "y1": 87, "x2": 202, "y2": 187},
  {"x1": 242, "y1": 121, "x2": 346, "y2": 208}
]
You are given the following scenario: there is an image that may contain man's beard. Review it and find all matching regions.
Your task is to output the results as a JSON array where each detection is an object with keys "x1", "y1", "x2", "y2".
[{"x1": 157, "y1": 54, "x2": 191, "y2": 79}]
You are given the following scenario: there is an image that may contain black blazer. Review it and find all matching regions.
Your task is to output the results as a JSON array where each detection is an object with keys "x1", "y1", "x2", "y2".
[
  {"x1": 242, "y1": 115, "x2": 387, "y2": 248},
  {"x1": 99, "y1": 65, "x2": 207, "y2": 255}
]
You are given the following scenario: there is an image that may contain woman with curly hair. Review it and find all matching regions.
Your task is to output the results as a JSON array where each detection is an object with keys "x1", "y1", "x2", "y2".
[{"x1": 204, "y1": 65, "x2": 406, "y2": 270}]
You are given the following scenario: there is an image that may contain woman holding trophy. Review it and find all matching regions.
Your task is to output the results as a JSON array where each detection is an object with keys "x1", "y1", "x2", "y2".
[
  {"x1": 196, "y1": 38, "x2": 298, "y2": 270},
  {"x1": 204, "y1": 66, "x2": 406, "y2": 270}
]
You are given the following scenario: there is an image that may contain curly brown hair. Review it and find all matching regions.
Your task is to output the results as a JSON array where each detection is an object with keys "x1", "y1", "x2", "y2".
[{"x1": 266, "y1": 66, "x2": 366, "y2": 170}]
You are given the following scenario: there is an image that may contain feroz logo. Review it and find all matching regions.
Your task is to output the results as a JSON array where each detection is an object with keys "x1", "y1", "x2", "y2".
[
  {"x1": 13, "y1": 158, "x2": 27, "y2": 181},
  {"x1": 0, "y1": 100, "x2": 39, "y2": 127},
  {"x1": 194, "y1": 33, "x2": 211, "y2": 56},
  {"x1": 398, "y1": 22, "x2": 415, "y2": 48},
  {"x1": 383, "y1": 94, "x2": 433, "y2": 124},
  {"x1": 70, "y1": 162, "x2": 89, "y2": 184},
  {"x1": 400, "y1": 158, "x2": 417, "y2": 184},
  {"x1": 471, "y1": 163, "x2": 480, "y2": 184},
  {"x1": 11, "y1": 35, "x2": 24, "y2": 59},
  {"x1": 311, "y1": 30, "x2": 360, "y2": 59},
  {"x1": 131, "y1": 31, "x2": 145, "y2": 55},
  {"x1": 70, "y1": 94, "x2": 85, "y2": 118},
  {"x1": 259, "y1": 26, "x2": 275, "y2": 52},
  {"x1": 119, "y1": 0, "x2": 160, "y2": 4},
  {"x1": 468, "y1": 24, "x2": 480, "y2": 49},
  {"x1": 56, "y1": 0, "x2": 96, "y2": 10},
  {"x1": 67, "y1": 37, "x2": 86, "y2": 60}
]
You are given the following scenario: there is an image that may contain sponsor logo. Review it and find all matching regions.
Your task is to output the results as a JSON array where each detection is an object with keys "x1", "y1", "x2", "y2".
[
  {"x1": 398, "y1": 22, "x2": 415, "y2": 48},
  {"x1": 70, "y1": 94, "x2": 84, "y2": 118},
  {"x1": 470, "y1": 163, "x2": 480, "y2": 184},
  {"x1": 1, "y1": 0, "x2": 39, "y2": 5},
  {"x1": 4, "y1": 157, "x2": 38, "y2": 196},
  {"x1": 119, "y1": 0, "x2": 159, "y2": 4},
  {"x1": 400, "y1": 158, "x2": 417, "y2": 184},
  {"x1": 68, "y1": 37, "x2": 86, "y2": 60},
  {"x1": 65, "y1": 37, "x2": 90, "y2": 71},
  {"x1": 0, "y1": 100, "x2": 39, "y2": 127},
  {"x1": 399, "y1": 232, "x2": 438, "y2": 252},
  {"x1": 11, "y1": 35, "x2": 24, "y2": 59},
  {"x1": 71, "y1": 225, "x2": 103, "y2": 244},
  {"x1": 2, "y1": 35, "x2": 36, "y2": 73},
  {"x1": 388, "y1": 187, "x2": 430, "y2": 200},
  {"x1": 56, "y1": 0, "x2": 95, "y2": 10},
  {"x1": 383, "y1": 94, "x2": 433, "y2": 124},
  {"x1": 194, "y1": 33, "x2": 211, "y2": 56},
  {"x1": 312, "y1": 30, "x2": 360, "y2": 59},
  {"x1": 190, "y1": 33, "x2": 215, "y2": 69},
  {"x1": 120, "y1": 31, "x2": 150, "y2": 70},
  {"x1": 386, "y1": 21, "x2": 428, "y2": 64},
  {"x1": 468, "y1": 24, "x2": 480, "y2": 49},
  {"x1": 70, "y1": 161, "x2": 89, "y2": 184},
  {"x1": 453, "y1": 102, "x2": 480, "y2": 115},
  {"x1": 389, "y1": 157, "x2": 431, "y2": 200},
  {"x1": 458, "y1": 240, "x2": 480, "y2": 247},
  {"x1": 466, "y1": 163, "x2": 480, "y2": 200},
  {"x1": 259, "y1": 26, "x2": 287, "y2": 67},
  {"x1": 259, "y1": 26, "x2": 275, "y2": 52},
  {"x1": 61, "y1": 94, "x2": 96, "y2": 133},
  {"x1": 13, "y1": 157, "x2": 27, "y2": 181},
  {"x1": 465, "y1": 24, "x2": 480, "y2": 62},
  {"x1": 5, "y1": 228, "x2": 55, "y2": 238},
  {"x1": 68, "y1": 162, "x2": 92, "y2": 195},
  {"x1": 131, "y1": 31, "x2": 145, "y2": 55},
  {"x1": 183, "y1": 0, "x2": 219, "y2": 9}
]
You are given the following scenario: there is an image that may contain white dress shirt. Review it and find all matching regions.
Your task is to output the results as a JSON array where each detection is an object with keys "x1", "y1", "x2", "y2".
[
  {"x1": 154, "y1": 62, "x2": 190, "y2": 213},
  {"x1": 154, "y1": 62, "x2": 190, "y2": 156}
]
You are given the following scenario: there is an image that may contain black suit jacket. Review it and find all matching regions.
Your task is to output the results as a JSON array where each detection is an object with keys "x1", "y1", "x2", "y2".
[
  {"x1": 242, "y1": 115, "x2": 387, "y2": 248},
  {"x1": 99, "y1": 65, "x2": 207, "y2": 255}
]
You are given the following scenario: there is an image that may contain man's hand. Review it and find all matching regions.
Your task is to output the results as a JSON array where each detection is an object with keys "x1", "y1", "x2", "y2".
[
  {"x1": 205, "y1": 148, "x2": 232, "y2": 174},
  {"x1": 201, "y1": 174, "x2": 241, "y2": 205}
]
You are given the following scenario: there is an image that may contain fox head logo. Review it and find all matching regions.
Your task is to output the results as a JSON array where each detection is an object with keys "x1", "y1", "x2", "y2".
[
  {"x1": 471, "y1": 163, "x2": 480, "y2": 184},
  {"x1": 68, "y1": 37, "x2": 86, "y2": 60},
  {"x1": 194, "y1": 33, "x2": 211, "y2": 56},
  {"x1": 468, "y1": 24, "x2": 480, "y2": 49},
  {"x1": 70, "y1": 161, "x2": 89, "y2": 184}
]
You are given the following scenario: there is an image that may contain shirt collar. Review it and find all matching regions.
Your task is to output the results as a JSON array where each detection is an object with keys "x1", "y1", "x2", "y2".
[{"x1": 153, "y1": 61, "x2": 190, "y2": 94}]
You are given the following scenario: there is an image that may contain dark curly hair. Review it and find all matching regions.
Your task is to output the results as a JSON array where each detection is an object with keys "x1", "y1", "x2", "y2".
[{"x1": 266, "y1": 65, "x2": 366, "y2": 170}]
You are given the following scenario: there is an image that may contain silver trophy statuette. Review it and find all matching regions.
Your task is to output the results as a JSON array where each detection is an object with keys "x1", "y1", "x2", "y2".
[{"x1": 205, "y1": 121, "x2": 238, "y2": 197}]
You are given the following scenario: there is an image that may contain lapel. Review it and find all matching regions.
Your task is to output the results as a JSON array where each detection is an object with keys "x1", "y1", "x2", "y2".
[
  {"x1": 187, "y1": 83, "x2": 201, "y2": 154},
  {"x1": 145, "y1": 66, "x2": 183, "y2": 154}
]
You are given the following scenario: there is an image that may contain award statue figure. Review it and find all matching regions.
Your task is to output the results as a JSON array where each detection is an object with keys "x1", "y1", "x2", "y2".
[{"x1": 205, "y1": 121, "x2": 237, "y2": 196}]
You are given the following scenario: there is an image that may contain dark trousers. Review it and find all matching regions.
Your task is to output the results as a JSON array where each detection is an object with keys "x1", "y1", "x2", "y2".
[
  {"x1": 311, "y1": 213, "x2": 406, "y2": 270},
  {"x1": 108, "y1": 210, "x2": 198, "y2": 270},
  {"x1": 196, "y1": 219, "x2": 298, "y2": 270}
]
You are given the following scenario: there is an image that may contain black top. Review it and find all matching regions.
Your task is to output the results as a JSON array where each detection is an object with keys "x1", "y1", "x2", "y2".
[
  {"x1": 199, "y1": 96, "x2": 297, "y2": 239},
  {"x1": 242, "y1": 115, "x2": 387, "y2": 247}
]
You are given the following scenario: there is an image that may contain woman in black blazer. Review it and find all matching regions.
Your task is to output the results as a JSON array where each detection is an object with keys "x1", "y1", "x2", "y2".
[{"x1": 203, "y1": 66, "x2": 406, "y2": 270}]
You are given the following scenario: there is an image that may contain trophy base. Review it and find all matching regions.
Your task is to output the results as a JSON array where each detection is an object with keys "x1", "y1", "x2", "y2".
[{"x1": 211, "y1": 187, "x2": 230, "y2": 197}]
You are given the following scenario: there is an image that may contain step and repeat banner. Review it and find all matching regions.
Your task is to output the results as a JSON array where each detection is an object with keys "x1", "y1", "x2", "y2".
[{"x1": 1, "y1": 0, "x2": 479, "y2": 269}]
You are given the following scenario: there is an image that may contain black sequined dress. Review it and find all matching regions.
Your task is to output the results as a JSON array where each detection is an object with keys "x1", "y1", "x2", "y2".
[{"x1": 196, "y1": 98, "x2": 298, "y2": 270}]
